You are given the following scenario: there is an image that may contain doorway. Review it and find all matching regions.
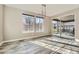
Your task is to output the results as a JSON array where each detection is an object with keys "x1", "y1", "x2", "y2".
[{"x1": 52, "y1": 15, "x2": 75, "y2": 39}]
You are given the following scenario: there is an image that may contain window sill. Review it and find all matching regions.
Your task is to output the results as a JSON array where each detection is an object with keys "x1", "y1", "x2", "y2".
[
  {"x1": 22, "y1": 31, "x2": 34, "y2": 33},
  {"x1": 22, "y1": 31, "x2": 44, "y2": 33}
]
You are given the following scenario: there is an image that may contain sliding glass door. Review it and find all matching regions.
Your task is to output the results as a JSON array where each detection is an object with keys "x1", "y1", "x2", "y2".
[
  {"x1": 52, "y1": 19, "x2": 61, "y2": 37},
  {"x1": 52, "y1": 15, "x2": 75, "y2": 39},
  {"x1": 60, "y1": 20, "x2": 75, "y2": 39}
]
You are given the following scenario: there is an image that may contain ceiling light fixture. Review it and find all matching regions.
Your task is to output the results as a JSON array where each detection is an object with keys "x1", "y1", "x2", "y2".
[{"x1": 41, "y1": 4, "x2": 46, "y2": 17}]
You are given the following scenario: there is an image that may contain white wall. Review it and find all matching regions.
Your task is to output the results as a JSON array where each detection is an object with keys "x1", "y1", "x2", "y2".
[
  {"x1": 4, "y1": 6, "x2": 51, "y2": 41},
  {"x1": 74, "y1": 8, "x2": 79, "y2": 42},
  {"x1": 0, "y1": 5, "x2": 3, "y2": 42}
]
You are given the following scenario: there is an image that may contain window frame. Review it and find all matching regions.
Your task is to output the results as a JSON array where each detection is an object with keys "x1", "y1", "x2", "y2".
[{"x1": 22, "y1": 13, "x2": 44, "y2": 33}]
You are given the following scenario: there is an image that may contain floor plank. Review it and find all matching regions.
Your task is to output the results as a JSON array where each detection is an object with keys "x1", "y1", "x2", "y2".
[{"x1": 0, "y1": 36, "x2": 79, "y2": 54}]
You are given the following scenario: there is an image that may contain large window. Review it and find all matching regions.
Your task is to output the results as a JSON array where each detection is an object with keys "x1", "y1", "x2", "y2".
[
  {"x1": 23, "y1": 14, "x2": 34, "y2": 32},
  {"x1": 35, "y1": 17, "x2": 44, "y2": 32},
  {"x1": 23, "y1": 14, "x2": 44, "y2": 33}
]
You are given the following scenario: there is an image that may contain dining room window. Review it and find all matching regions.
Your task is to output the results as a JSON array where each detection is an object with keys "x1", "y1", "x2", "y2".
[{"x1": 22, "y1": 14, "x2": 44, "y2": 33}]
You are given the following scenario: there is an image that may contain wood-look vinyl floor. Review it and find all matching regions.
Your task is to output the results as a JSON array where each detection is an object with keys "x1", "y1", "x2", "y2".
[{"x1": 0, "y1": 36, "x2": 79, "y2": 54}]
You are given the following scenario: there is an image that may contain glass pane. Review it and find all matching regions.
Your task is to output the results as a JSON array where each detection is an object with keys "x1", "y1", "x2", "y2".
[
  {"x1": 23, "y1": 15, "x2": 29, "y2": 32},
  {"x1": 52, "y1": 20, "x2": 60, "y2": 35},
  {"x1": 61, "y1": 21, "x2": 75, "y2": 39},
  {"x1": 39, "y1": 18, "x2": 44, "y2": 32},
  {"x1": 29, "y1": 16, "x2": 34, "y2": 32},
  {"x1": 35, "y1": 17, "x2": 40, "y2": 32}
]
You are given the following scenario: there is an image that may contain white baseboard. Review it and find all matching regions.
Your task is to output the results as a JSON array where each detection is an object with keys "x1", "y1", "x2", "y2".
[{"x1": 0, "y1": 41, "x2": 4, "y2": 46}]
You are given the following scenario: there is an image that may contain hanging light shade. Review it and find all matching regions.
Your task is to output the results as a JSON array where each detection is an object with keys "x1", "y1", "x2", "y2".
[{"x1": 41, "y1": 4, "x2": 46, "y2": 17}]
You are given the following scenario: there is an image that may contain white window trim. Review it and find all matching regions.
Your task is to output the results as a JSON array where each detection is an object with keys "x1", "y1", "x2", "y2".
[{"x1": 22, "y1": 14, "x2": 44, "y2": 33}]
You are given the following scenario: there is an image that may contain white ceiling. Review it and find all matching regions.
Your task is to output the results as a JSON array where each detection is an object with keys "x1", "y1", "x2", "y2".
[{"x1": 5, "y1": 4, "x2": 79, "y2": 16}]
